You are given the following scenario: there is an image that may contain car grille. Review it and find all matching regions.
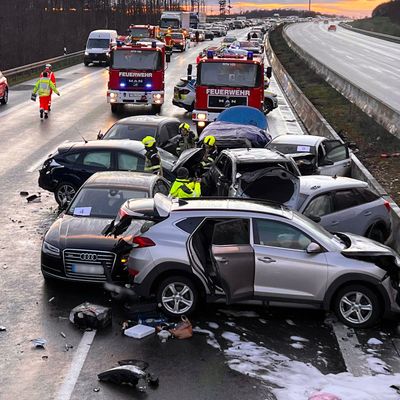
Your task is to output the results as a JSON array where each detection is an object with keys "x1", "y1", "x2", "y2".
[
  {"x1": 63, "y1": 249, "x2": 116, "y2": 281},
  {"x1": 208, "y1": 95, "x2": 247, "y2": 110}
]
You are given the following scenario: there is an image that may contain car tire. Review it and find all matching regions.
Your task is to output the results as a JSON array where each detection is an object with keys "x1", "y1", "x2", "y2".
[
  {"x1": 156, "y1": 275, "x2": 198, "y2": 318},
  {"x1": 0, "y1": 88, "x2": 8, "y2": 105},
  {"x1": 55, "y1": 181, "x2": 78, "y2": 206},
  {"x1": 366, "y1": 224, "x2": 387, "y2": 243},
  {"x1": 333, "y1": 284, "x2": 381, "y2": 328},
  {"x1": 151, "y1": 104, "x2": 162, "y2": 114}
]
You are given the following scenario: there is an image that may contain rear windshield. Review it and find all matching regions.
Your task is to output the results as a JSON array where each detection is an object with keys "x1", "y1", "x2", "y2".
[
  {"x1": 160, "y1": 18, "x2": 180, "y2": 29},
  {"x1": 104, "y1": 124, "x2": 156, "y2": 141},
  {"x1": 87, "y1": 38, "x2": 110, "y2": 49},
  {"x1": 112, "y1": 50, "x2": 162, "y2": 70},
  {"x1": 68, "y1": 188, "x2": 148, "y2": 218},
  {"x1": 269, "y1": 143, "x2": 316, "y2": 155}
]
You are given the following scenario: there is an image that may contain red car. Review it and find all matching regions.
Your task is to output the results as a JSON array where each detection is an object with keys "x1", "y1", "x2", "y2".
[
  {"x1": 0, "y1": 71, "x2": 8, "y2": 105},
  {"x1": 328, "y1": 25, "x2": 337, "y2": 32}
]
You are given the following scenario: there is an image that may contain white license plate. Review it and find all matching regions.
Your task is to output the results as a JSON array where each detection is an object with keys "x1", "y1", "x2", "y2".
[
  {"x1": 71, "y1": 264, "x2": 104, "y2": 274},
  {"x1": 129, "y1": 93, "x2": 138, "y2": 98}
]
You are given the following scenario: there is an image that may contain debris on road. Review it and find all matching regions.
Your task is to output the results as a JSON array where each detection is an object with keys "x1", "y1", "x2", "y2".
[
  {"x1": 60, "y1": 332, "x2": 66, "y2": 338},
  {"x1": 69, "y1": 302, "x2": 111, "y2": 330},
  {"x1": 31, "y1": 338, "x2": 47, "y2": 349},
  {"x1": 169, "y1": 316, "x2": 193, "y2": 339},
  {"x1": 124, "y1": 324, "x2": 155, "y2": 339},
  {"x1": 118, "y1": 359, "x2": 149, "y2": 370},
  {"x1": 64, "y1": 344, "x2": 74, "y2": 352},
  {"x1": 367, "y1": 338, "x2": 383, "y2": 345},
  {"x1": 0, "y1": 326, "x2": 6, "y2": 332},
  {"x1": 19, "y1": 191, "x2": 29, "y2": 196},
  {"x1": 157, "y1": 330, "x2": 171, "y2": 343},
  {"x1": 93, "y1": 387, "x2": 100, "y2": 393},
  {"x1": 41, "y1": 355, "x2": 48, "y2": 361},
  {"x1": 48, "y1": 297, "x2": 55, "y2": 303},
  {"x1": 26, "y1": 194, "x2": 41, "y2": 203}
]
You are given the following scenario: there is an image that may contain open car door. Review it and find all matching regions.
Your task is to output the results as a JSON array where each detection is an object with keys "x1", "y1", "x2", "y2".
[
  {"x1": 319, "y1": 140, "x2": 351, "y2": 176},
  {"x1": 210, "y1": 219, "x2": 255, "y2": 304}
]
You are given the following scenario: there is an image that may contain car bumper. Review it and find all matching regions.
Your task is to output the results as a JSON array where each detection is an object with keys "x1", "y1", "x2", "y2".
[
  {"x1": 38, "y1": 169, "x2": 57, "y2": 192},
  {"x1": 107, "y1": 90, "x2": 164, "y2": 105},
  {"x1": 84, "y1": 53, "x2": 109, "y2": 63}
]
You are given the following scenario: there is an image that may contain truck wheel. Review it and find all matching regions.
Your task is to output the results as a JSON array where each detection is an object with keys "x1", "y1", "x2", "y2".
[
  {"x1": 152, "y1": 104, "x2": 162, "y2": 114},
  {"x1": 111, "y1": 104, "x2": 122, "y2": 114}
]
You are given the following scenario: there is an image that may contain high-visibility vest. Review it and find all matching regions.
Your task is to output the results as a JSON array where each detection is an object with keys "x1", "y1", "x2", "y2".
[
  {"x1": 169, "y1": 179, "x2": 201, "y2": 198},
  {"x1": 33, "y1": 78, "x2": 59, "y2": 97}
]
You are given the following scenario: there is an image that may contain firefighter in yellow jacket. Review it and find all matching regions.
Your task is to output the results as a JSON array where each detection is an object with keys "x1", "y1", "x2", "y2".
[
  {"x1": 169, "y1": 167, "x2": 201, "y2": 198},
  {"x1": 32, "y1": 71, "x2": 60, "y2": 119}
]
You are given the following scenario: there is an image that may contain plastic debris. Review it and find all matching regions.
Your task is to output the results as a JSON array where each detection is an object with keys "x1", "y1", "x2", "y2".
[
  {"x1": 118, "y1": 359, "x2": 149, "y2": 370},
  {"x1": 69, "y1": 302, "x2": 111, "y2": 330},
  {"x1": 26, "y1": 194, "x2": 41, "y2": 203},
  {"x1": 31, "y1": 338, "x2": 47, "y2": 349},
  {"x1": 124, "y1": 324, "x2": 155, "y2": 339},
  {"x1": 60, "y1": 332, "x2": 66, "y2": 338},
  {"x1": 48, "y1": 297, "x2": 55, "y2": 303},
  {"x1": 93, "y1": 388, "x2": 100, "y2": 393},
  {"x1": 42, "y1": 355, "x2": 48, "y2": 361},
  {"x1": 19, "y1": 191, "x2": 29, "y2": 196},
  {"x1": 157, "y1": 330, "x2": 171, "y2": 343},
  {"x1": 0, "y1": 326, "x2": 6, "y2": 332}
]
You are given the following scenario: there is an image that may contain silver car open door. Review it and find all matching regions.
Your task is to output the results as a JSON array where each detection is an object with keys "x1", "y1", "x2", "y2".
[{"x1": 210, "y1": 219, "x2": 255, "y2": 304}]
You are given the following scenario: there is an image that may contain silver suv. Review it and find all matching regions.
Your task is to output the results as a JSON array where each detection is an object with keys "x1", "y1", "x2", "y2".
[{"x1": 111, "y1": 194, "x2": 400, "y2": 328}]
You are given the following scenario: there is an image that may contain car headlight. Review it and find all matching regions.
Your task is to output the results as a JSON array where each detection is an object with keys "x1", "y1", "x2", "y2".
[
  {"x1": 42, "y1": 241, "x2": 60, "y2": 257},
  {"x1": 106, "y1": 52, "x2": 110, "y2": 57},
  {"x1": 85, "y1": 51, "x2": 89, "y2": 56},
  {"x1": 109, "y1": 92, "x2": 116, "y2": 98},
  {"x1": 197, "y1": 113, "x2": 207, "y2": 121},
  {"x1": 153, "y1": 93, "x2": 162, "y2": 100}
]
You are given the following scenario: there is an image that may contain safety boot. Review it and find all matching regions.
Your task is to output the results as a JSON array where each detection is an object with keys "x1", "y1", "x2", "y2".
[{"x1": 40, "y1": 109, "x2": 44, "y2": 119}]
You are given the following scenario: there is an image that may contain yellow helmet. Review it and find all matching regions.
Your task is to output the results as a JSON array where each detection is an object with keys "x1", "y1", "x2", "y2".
[
  {"x1": 142, "y1": 136, "x2": 156, "y2": 147},
  {"x1": 179, "y1": 122, "x2": 190, "y2": 132},
  {"x1": 204, "y1": 135, "x2": 216, "y2": 147}
]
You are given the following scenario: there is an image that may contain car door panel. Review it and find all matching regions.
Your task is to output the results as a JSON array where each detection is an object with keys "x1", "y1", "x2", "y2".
[{"x1": 318, "y1": 141, "x2": 350, "y2": 176}]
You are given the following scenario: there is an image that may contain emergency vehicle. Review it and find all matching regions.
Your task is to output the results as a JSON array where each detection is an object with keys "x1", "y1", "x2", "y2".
[
  {"x1": 192, "y1": 50, "x2": 270, "y2": 133},
  {"x1": 128, "y1": 25, "x2": 161, "y2": 43},
  {"x1": 107, "y1": 41, "x2": 167, "y2": 114}
]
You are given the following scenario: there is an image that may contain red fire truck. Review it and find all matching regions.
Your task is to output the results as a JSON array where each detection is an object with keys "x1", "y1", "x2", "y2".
[
  {"x1": 192, "y1": 50, "x2": 270, "y2": 133},
  {"x1": 128, "y1": 25, "x2": 161, "y2": 43},
  {"x1": 107, "y1": 41, "x2": 167, "y2": 114}
]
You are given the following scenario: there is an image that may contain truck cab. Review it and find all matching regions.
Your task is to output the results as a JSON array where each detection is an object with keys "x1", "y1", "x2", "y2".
[{"x1": 128, "y1": 25, "x2": 161, "y2": 43}]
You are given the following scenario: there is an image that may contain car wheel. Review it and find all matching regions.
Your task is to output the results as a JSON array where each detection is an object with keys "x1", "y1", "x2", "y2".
[
  {"x1": 366, "y1": 224, "x2": 387, "y2": 243},
  {"x1": 55, "y1": 181, "x2": 78, "y2": 206},
  {"x1": 333, "y1": 284, "x2": 381, "y2": 328},
  {"x1": 156, "y1": 276, "x2": 198, "y2": 318},
  {"x1": 0, "y1": 89, "x2": 8, "y2": 105}
]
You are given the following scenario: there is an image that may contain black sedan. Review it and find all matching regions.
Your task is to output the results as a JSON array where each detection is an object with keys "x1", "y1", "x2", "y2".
[
  {"x1": 41, "y1": 171, "x2": 170, "y2": 283},
  {"x1": 38, "y1": 140, "x2": 176, "y2": 205},
  {"x1": 99, "y1": 115, "x2": 181, "y2": 149}
]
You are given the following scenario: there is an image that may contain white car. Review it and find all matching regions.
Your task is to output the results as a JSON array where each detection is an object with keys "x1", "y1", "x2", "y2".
[{"x1": 267, "y1": 135, "x2": 351, "y2": 176}]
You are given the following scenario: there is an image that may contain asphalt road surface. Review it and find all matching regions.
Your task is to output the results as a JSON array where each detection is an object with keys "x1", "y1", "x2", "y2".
[
  {"x1": 1, "y1": 28, "x2": 400, "y2": 400},
  {"x1": 286, "y1": 22, "x2": 400, "y2": 113}
]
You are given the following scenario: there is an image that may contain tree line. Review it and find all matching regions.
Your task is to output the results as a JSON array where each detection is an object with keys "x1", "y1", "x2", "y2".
[{"x1": 0, "y1": 0, "x2": 191, "y2": 70}]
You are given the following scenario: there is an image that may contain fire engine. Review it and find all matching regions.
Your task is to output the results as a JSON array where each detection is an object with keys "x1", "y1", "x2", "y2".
[
  {"x1": 107, "y1": 41, "x2": 167, "y2": 114},
  {"x1": 192, "y1": 50, "x2": 270, "y2": 133},
  {"x1": 128, "y1": 24, "x2": 161, "y2": 43}
]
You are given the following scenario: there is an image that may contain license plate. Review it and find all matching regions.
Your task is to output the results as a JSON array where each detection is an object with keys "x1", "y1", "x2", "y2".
[
  {"x1": 129, "y1": 93, "x2": 137, "y2": 98},
  {"x1": 71, "y1": 264, "x2": 104, "y2": 274}
]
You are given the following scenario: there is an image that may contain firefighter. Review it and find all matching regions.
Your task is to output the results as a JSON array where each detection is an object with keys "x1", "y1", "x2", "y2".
[
  {"x1": 164, "y1": 29, "x2": 173, "y2": 60},
  {"x1": 40, "y1": 64, "x2": 56, "y2": 111},
  {"x1": 32, "y1": 71, "x2": 60, "y2": 119},
  {"x1": 195, "y1": 30, "x2": 200, "y2": 45},
  {"x1": 169, "y1": 167, "x2": 201, "y2": 198},
  {"x1": 200, "y1": 135, "x2": 218, "y2": 172},
  {"x1": 175, "y1": 123, "x2": 197, "y2": 155},
  {"x1": 142, "y1": 136, "x2": 162, "y2": 176}
]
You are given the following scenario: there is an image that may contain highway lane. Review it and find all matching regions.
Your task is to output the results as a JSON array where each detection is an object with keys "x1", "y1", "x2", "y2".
[
  {"x1": 285, "y1": 22, "x2": 400, "y2": 112},
  {"x1": 0, "y1": 29, "x2": 307, "y2": 400}
]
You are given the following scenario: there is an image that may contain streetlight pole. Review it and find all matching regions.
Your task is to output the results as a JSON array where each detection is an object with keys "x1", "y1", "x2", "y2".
[{"x1": 309, "y1": 0, "x2": 311, "y2": 12}]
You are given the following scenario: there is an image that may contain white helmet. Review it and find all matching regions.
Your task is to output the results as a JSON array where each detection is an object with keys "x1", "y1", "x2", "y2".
[{"x1": 45, "y1": 63, "x2": 52, "y2": 69}]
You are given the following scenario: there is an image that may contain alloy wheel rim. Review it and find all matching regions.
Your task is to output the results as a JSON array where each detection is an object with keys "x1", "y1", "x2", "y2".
[
  {"x1": 161, "y1": 282, "x2": 194, "y2": 314},
  {"x1": 339, "y1": 291, "x2": 373, "y2": 324},
  {"x1": 57, "y1": 184, "x2": 76, "y2": 203}
]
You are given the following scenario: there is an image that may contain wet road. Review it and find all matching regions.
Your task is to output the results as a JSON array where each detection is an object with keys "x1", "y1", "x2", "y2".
[
  {"x1": 1, "y1": 28, "x2": 400, "y2": 400},
  {"x1": 286, "y1": 22, "x2": 400, "y2": 112}
]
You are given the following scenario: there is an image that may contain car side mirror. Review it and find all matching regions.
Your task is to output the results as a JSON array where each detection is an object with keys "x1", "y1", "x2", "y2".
[
  {"x1": 306, "y1": 242, "x2": 322, "y2": 254},
  {"x1": 97, "y1": 130, "x2": 103, "y2": 140}
]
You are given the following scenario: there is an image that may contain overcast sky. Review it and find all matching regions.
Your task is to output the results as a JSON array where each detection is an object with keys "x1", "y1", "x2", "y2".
[{"x1": 205, "y1": 0, "x2": 381, "y2": 17}]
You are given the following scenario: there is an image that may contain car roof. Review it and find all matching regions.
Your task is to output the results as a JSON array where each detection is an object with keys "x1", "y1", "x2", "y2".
[
  {"x1": 223, "y1": 148, "x2": 290, "y2": 163},
  {"x1": 83, "y1": 171, "x2": 160, "y2": 190},
  {"x1": 57, "y1": 139, "x2": 145, "y2": 154},
  {"x1": 114, "y1": 115, "x2": 180, "y2": 126},
  {"x1": 171, "y1": 198, "x2": 292, "y2": 219},
  {"x1": 271, "y1": 135, "x2": 325, "y2": 146},
  {"x1": 299, "y1": 175, "x2": 368, "y2": 196}
]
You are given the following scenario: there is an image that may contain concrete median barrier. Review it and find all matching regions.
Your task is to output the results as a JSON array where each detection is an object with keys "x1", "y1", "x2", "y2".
[
  {"x1": 282, "y1": 25, "x2": 400, "y2": 140},
  {"x1": 4, "y1": 51, "x2": 84, "y2": 86},
  {"x1": 266, "y1": 34, "x2": 400, "y2": 252}
]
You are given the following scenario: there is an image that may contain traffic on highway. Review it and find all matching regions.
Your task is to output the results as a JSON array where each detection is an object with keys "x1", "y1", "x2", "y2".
[{"x1": 1, "y1": 13, "x2": 400, "y2": 400}]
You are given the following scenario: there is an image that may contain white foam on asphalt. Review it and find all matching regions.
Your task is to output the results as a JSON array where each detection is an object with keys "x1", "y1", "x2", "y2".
[
  {"x1": 290, "y1": 336, "x2": 309, "y2": 342},
  {"x1": 290, "y1": 342, "x2": 304, "y2": 349},
  {"x1": 55, "y1": 330, "x2": 96, "y2": 400},
  {"x1": 207, "y1": 322, "x2": 219, "y2": 329},
  {"x1": 367, "y1": 338, "x2": 384, "y2": 345}
]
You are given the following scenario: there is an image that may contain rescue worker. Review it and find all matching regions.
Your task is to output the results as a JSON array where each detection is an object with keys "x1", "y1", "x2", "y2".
[
  {"x1": 164, "y1": 29, "x2": 173, "y2": 59},
  {"x1": 200, "y1": 135, "x2": 218, "y2": 172},
  {"x1": 175, "y1": 123, "x2": 197, "y2": 155},
  {"x1": 169, "y1": 167, "x2": 201, "y2": 198},
  {"x1": 252, "y1": 31, "x2": 258, "y2": 39},
  {"x1": 32, "y1": 71, "x2": 60, "y2": 119},
  {"x1": 247, "y1": 32, "x2": 251, "y2": 41},
  {"x1": 40, "y1": 64, "x2": 56, "y2": 111},
  {"x1": 195, "y1": 30, "x2": 200, "y2": 45},
  {"x1": 142, "y1": 136, "x2": 162, "y2": 176}
]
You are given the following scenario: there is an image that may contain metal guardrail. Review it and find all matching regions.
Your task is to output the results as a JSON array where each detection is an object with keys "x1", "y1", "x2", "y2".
[
  {"x1": 339, "y1": 23, "x2": 400, "y2": 44},
  {"x1": 282, "y1": 24, "x2": 400, "y2": 139},
  {"x1": 266, "y1": 31, "x2": 400, "y2": 252},
  {"x1": 3, "y1": 50, "x2": 85, "y2": 86}
]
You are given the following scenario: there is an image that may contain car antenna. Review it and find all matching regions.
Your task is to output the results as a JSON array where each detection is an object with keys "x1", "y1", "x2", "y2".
[
  {"x1": 74, "y1": 126, "x2": 88, "y2": 143},
  {"x1": 81, "y1": 136, "x2": 88, "y2": 144}
]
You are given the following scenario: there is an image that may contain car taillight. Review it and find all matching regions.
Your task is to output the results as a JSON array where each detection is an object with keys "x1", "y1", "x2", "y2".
[
  {"x1": 132, "y1": 236, "x2": 155, "y2": 248},
  {"x1": 384, "y1": 200, "x2": 391, "y2": 212}
]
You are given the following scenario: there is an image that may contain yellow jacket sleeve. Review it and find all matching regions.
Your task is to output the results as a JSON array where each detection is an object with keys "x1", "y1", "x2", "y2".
[
  {"x1": 32, "y1": 80, "x2": 40, "y2": 94},
  {"x1": 49, "y1": 81, "x2": 59, "y2": 95}
]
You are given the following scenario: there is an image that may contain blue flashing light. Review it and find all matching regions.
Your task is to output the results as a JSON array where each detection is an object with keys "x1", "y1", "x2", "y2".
[
  {"x1": 207, "y1": 50, "x2": 214, "y2": 59},
  {"x1": 145, "y1": 83, "x2": 152, "y2": 88},
  {"x1": 120, "y1": 82, "x2": 126, "y2": 88},
  {"x1": 247, "y1": 51, "x2": 253, "y2": 60}
]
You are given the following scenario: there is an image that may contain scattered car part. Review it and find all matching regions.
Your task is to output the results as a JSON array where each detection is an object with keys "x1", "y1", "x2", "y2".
[{"x1": 69, "y1": 302, "x2": 112, "y2": 330}]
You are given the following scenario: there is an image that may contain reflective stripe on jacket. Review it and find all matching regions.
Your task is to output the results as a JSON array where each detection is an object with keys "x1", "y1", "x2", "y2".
[
  {"x1": 33, "y1": 78, "x2": 59, "y2": 97},
  {"x1": 169, "y1": 179, "x2": 201, "y2": 198}
]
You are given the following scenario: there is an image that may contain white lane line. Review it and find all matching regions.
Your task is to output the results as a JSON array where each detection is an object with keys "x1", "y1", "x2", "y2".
[
  {"x1": 0, "y1": 69, "x2": 105, "y2": 119},
  {"x1": 332, "y1": 322, "x2": 371, "y2": 377},
  {"x1": 55, "y1": 330, "x2": 97, "y2": 400},
  {"x1": 26, "y1": 145, "x2": 60, "y2": 172}
]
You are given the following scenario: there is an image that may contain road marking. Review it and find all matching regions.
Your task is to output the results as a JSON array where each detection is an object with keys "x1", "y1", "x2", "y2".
[
  {"x1": 55, "y1": 330, "x2": 97, "y2": 400},
  {"x1": 332, "y1": 322, "x2": 371, "y2": 377},
  {"x1": 26, "y1": 145, "x2": 60, "y2": 172}
]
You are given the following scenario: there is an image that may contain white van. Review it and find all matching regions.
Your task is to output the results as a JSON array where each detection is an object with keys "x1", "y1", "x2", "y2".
[{"x1": 84, "y1": 30, "x2": 118, "y2": 66}]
